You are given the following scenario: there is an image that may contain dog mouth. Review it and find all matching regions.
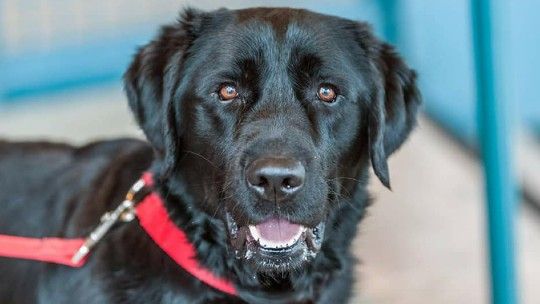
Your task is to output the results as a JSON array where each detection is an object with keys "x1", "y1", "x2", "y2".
[
  {"x1": 227, "y1": 213, "x2": 325, "y2": 271},
  {"x1": 248, "y1": 218, "x2": 306, "y2": 250}
]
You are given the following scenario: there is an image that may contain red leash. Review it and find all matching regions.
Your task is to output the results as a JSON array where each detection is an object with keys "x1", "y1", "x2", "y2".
[
  {"x1": 0, "y1": 235, "x2": 85, "y2": 267},
  {"x1": 0, "y1": 173, "x2": 238, "y2": 296}
]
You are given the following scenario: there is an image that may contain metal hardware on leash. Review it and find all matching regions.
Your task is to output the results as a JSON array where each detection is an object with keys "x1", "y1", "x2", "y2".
[{"x1": 71, "y1": 179, "x2": 145, "y2": 264}]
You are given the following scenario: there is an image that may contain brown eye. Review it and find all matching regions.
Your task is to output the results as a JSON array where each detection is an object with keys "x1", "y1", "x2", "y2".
[
  {"x1": 218, "y1": 84, "x2": 238, "y2": 101},
  {"x1": 317, "y1": 85, "x2": 337, "y2": 103}
]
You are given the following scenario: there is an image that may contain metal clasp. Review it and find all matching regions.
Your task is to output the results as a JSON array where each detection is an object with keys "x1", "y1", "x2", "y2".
[{"x1": 71, "y1": 179, "x2": 146, "y2": 264}]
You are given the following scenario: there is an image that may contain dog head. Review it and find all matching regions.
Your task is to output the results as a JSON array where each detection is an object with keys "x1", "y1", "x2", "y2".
[{"x1": 124, "y1": 7, "x2": 420, "y2": 274}]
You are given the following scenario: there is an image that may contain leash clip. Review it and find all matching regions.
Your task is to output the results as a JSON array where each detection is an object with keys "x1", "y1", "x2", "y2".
[{"x1": 71, "y1": 179, "x2": 146, "y2": 264}]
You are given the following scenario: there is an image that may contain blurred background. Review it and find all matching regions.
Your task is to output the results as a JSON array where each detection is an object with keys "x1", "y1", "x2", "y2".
[{"x1": 0, "y1": 0, "x2": 538, "y2": 303}]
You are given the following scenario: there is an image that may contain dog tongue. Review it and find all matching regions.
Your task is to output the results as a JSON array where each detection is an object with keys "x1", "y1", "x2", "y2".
[{"x1": 255, "y1": 218, "x2": 302, "y2": 243}]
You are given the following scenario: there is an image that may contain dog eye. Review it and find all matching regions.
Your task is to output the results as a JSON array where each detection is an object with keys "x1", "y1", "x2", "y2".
[
  {"x1": 317, "y1": 85, "x2": 337, "y2": 103},
  {"x1": 218, "y1": 84, "x2": 239, "y2": 102}
]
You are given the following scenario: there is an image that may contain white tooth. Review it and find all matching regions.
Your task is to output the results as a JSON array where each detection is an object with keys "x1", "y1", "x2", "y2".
[{"x1": 248, "y1": 225, "x2": 308, "y2": 249}]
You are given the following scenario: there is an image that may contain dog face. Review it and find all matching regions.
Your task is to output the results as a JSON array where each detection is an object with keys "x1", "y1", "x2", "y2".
[{"x1": 125, "y1": 8, "x2": 419, "y2": 274}]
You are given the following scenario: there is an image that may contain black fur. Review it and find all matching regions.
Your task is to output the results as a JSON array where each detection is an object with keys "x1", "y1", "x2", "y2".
[{"x1": 0, "y1": 7, "x2": 420, "y2": 303}]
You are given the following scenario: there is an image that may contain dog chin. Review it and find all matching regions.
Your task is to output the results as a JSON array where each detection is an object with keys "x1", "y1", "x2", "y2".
[{"x1": 226, "y1": 212, "x2": 325, "y2": 273}]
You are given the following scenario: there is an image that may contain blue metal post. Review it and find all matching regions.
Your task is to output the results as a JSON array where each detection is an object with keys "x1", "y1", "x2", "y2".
[
  {"x1": 378, "y1": 0, "x2": 400, "y2": 45},
  {"x1": 471, "y1": 1, "x2": 518, "y2": 304}
]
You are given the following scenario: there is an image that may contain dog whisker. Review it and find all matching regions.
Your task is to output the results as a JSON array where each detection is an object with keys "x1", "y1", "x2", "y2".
[{"x1": 182, "y1": 150, "x2": 222, "y2": 171}]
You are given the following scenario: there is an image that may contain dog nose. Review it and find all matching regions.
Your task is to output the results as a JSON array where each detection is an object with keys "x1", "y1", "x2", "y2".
[{"x1": 246, "y1": 157, "x2": 305, "y2": 201}]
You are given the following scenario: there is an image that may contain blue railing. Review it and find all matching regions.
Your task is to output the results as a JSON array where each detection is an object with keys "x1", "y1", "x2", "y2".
[{"x1": 471, "y1": 1, "x2": 518, "y2": 303}]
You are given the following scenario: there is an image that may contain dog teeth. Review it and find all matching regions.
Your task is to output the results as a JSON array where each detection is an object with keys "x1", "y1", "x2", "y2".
[{"x1": 248, "y1": 225, "x2": 306, "y2": 249}]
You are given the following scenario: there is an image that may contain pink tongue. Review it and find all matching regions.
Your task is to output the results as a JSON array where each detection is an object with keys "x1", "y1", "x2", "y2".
[{"x1": 256, "y1": 218, "x2": 302, "y2": 242}]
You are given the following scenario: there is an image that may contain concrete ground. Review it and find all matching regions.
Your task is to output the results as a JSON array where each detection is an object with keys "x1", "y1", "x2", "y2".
[{"x1": 1, "y1": 84, "x2": 538, "y2": 303}]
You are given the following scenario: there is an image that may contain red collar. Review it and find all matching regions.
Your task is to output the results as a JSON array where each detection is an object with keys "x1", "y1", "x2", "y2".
[
  {"x1": 136, "y1": 173, "x2": 237, "y2": 296},
  {"x1": 0, "y1": 173, "x2": 238, "y2": 296}
]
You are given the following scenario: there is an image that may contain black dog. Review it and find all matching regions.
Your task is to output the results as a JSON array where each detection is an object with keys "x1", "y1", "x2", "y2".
[{"x1": 0, "y1": 7, "x2": 420, "y2": 303}]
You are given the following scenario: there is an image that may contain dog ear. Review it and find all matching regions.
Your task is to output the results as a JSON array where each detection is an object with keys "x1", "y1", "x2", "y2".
[
  {"x1": 368, "y1": 42, "x2": 421, "y2": 189},
  {"x1": 123, "y1": 8, "x2": 206, "y2": 167}
]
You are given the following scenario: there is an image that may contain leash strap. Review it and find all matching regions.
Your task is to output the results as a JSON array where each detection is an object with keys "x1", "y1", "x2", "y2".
[{"x1": 0, "y1": 235, "x2": 85, "y2": 267}]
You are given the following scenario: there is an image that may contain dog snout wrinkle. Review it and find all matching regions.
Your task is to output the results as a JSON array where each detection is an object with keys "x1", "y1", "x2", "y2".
[{"x1": 246, "y1": 157, "x2": 305, "y2": 202}]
